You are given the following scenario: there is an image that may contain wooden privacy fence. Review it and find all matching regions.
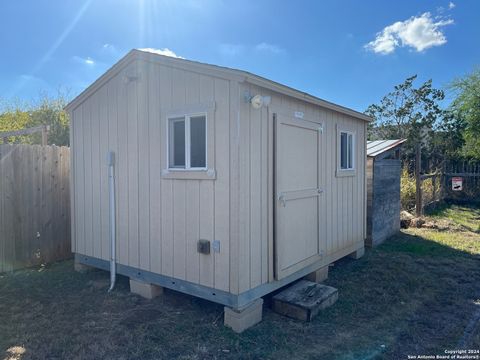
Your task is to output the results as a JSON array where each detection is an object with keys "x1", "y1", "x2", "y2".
[{"x1": 0, "y1": 144, "x2": 71, "y2": 272}]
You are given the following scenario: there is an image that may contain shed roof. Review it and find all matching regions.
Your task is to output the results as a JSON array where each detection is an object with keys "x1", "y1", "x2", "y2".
[
  {"x1": 367, "y1": 139, "x2": 406, "y2": 157},
  {"x1": 65, "y1": 49, "x2": 372, "y2": 122}
]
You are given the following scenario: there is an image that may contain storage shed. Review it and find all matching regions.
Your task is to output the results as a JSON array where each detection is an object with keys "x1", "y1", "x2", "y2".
[
  {"x1": 366, "y1": 139, "x2": 405, "y2": 247},
  {"x1": 66, "y1": 49, "x2": 371, "y2": 332}
]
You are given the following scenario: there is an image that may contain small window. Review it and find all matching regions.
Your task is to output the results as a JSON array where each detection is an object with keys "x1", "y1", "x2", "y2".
[
  {"x1": 340, "y1": 131, "x2": 354, "y2": 170},
  {"x1": 168, "y1": 114, "x2": 207, "y2": 169}
]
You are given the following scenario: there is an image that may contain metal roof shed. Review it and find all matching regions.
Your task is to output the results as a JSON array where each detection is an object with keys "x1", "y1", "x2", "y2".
[
  {"x1": 366, "y1": 139, "x2": 406, "y2": 247},
  {"x1": 66, "y1": 49, "x2": 371, "y2": 332}
]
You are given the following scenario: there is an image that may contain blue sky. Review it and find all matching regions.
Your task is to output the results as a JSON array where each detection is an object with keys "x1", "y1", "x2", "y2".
[{"x1": 1, "y1": 0, "x2": 478, "y2": 112}]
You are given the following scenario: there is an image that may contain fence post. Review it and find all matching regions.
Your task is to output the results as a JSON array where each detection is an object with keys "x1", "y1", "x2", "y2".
[
  {"x1": 41, "y1": 125, "x2": 49, "y2": 146},
  {"x1": 432, "y1": 175, "x2": 436, "y2": 202},
  {"x1": 415, "y1": 144, "x2": 422, "y2": 217}
]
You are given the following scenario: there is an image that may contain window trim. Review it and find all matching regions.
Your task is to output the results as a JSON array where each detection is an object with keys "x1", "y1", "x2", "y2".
[
  {"x1": 336, "y1": 126, "x2": 356, "y2": 177},
  {"x1": 162, "y1": 101, "x2": 216, "y2": 180}
]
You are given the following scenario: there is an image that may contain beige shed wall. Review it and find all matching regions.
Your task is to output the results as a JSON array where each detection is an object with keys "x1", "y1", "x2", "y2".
[
  {"x1": 71, "y1": 58, "x2": 237, "y2": 293},
  {"x1": 235, "y1": 83, "x2": 366, "y2": 293}
]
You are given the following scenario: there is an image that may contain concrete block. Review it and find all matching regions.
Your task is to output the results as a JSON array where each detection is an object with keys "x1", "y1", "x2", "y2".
[
  {"x1": 304, "y1": 265, "x2": 329, "y2": 283},
  {"x1": 273, "y1": 280, "x2": 338, "y2": 321},
  {"x1": 224, "y1": 298, "x2": 263, "y2": 333},
  {"x1": 349, "y1": 247, "x2": 365, "y2": 260},
  {"x1": 74, "y1": 262, "x2": 93, "y2": 272},
  {"x1": 129, "y1": 279, "x2": 164, "y2": 299}
]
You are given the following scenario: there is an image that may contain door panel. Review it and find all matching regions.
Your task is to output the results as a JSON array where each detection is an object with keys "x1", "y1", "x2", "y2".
[{"x1": 275, "y1": 114, "x2": 323, "y2": 279}]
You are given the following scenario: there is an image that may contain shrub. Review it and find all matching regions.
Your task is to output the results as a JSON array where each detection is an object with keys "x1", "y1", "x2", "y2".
[{"x1": 401, "y1": 167, "x2": 416, "y2": 211}]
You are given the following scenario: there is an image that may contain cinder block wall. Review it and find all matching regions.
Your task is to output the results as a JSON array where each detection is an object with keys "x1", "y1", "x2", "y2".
[{"x1": 366, "y1": 159, "x2": 401, "y2": 246}]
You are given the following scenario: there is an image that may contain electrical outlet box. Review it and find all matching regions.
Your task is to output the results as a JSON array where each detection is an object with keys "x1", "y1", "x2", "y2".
[
  {"x1": 213, "y1": 240, "x2": 220, "y2": 253},
  {"x1": 197, "y1": 239, "x2": 210, "y2": 255}
]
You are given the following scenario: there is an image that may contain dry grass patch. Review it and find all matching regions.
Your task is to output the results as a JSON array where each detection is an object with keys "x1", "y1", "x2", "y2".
[{"x1": 1, "y1": 204, "x2": 479, "y2": 359}]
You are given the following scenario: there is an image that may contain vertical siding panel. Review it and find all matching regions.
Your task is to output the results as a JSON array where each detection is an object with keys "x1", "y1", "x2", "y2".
[
  {"x1": 260, "y1": 99, "x2": 269, "y2": 284},
  {"x1": 69, "y1": 112, "x2": 76, "y2": 254},
  {"x1": 117, "y1": 69, "x2": 129, "y2": 265},
  {"x1": 148, "y1": 62, "x2": 162, "y2": 274},
  {"x1": 238, "y1": 84, "x2": 250, "y2": 293},
  {"x1": 343, "y1": 118, "x2": 349, "y2": 249},
  {"x1": 127, "y1": 63, "x2": 139, "y2": 268},
  {"x1": 185, "y1": 71, "x2": 201, "y2": 283},
  {"x1": 324, "y1": 110, "x2": 332, "y2": 256},
  {"x1": 83, "y1": 99, "x2": 94, "y2": 257},
  {"x1": 354, "y1": 119, "x2": 360, "y2": 243},
  {"x1": 137, "y1": 61, "x2": 151, "y2": 271},
  {"x1": 340, "y1": 115, "x2": 347, "y2": 250},
  {"x1": 249, "y1": 87, "x2": 262, "y2": 289},
  {"x1": 99, "y1": 86, "x2": 110, "y2": 260},
  {"x1": 338, "y1": 115, "x2": 345, "y2": 250},
  {"x1": 350, "y1": 117, "x2": 356, "y2": 246},
  {"x1": 214, "y1": 78, "x2": 230, "y2": 291},
  {"x1": 73, "y1": 107, "x2": 84, "y2": 255},
  {"x1": 186, "y1": 181, "x2": 200, "y2": 283},
  {"x1": 330, "y1": 111, "x2": 337, "y2": 254},
  {"x1": 320, "y1": 108, "x2": 327, "y2": 257},
  {"x1": 91, "y1": 91, "x2": 102, "y2": 260},
  {"x1": 171, "y1": 68, "x2": 186, "y2": 280},
  {"x1": 173, "y1": 181, "x2": 186, "y2": 280},
  {"x1": 267, "y1": 99, "x2": 274, "y2": 282},
  {"x1": 198, "y1": 74, "x2": 214, "y2": 287},
  {"x1": 107, "y1": 77, "x2": 119, "y2": 265},
  {"x1": 160, "y1": 64, "x2": 174, "y2": 277},
  {"x1": 161, "y1": 181, "x2": 174, "y2": 276}
]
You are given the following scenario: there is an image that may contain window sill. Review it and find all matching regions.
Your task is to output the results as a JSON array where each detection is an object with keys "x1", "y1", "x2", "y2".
[
  {"x1": 336, "y1": 169, "x2": 356, "y2": 178},
  {"x1": 161, "y1": 168, "x2": 216, "y2": 180}
]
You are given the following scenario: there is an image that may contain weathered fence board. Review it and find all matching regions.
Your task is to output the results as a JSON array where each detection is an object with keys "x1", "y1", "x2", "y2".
[{"x1": 0, "y1": 144, "x2": 71, "y2": 272}]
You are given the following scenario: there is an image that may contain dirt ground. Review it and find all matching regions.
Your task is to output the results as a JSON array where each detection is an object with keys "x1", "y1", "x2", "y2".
[{"x1": 1, "y1": 204, "x2": 480, "y2": 360}]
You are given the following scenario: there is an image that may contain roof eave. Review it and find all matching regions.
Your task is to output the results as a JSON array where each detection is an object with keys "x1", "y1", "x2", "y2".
[{"x1": 243, "y1": 74, "x2": 372, "y2": 122}]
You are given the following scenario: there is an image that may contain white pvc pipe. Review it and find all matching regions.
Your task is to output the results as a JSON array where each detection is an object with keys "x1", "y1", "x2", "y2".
[{"x1": 107, "y1": 151, "x2": 116, "y2": 292}]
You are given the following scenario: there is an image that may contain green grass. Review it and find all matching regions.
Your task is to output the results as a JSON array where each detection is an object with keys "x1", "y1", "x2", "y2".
[
  {"x1": 1, "y1": 204, "x2": 480, "y2": 359},
  {"x1": 428, "y1": 203, "x2": 480, "y2": 233}
]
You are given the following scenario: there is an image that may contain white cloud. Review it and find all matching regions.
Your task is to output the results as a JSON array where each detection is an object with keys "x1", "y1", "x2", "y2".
[
  {"x1": 218, "y1": 43, "x2": 245, "y2": 56},
  {"x1": 448, "y1": 2, "x2": 456, "y2": 9},
  {"x1": 138, "y1": 47, "x2": 184, "y2": 59},
  {"x1": 365, "y1": 12, "x2": 453, "y2": 54},
  {"x1": 255, "y1": 42, "x2": 285, "y2": 54},
  {"x1": 72, "y1": 56, "x2": 96, "y2": 65}
]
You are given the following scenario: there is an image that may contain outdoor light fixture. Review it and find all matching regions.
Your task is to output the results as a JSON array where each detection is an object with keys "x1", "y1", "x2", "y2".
[{"x1": 245, "y1": 92, "x2": 271, "y2": 109}]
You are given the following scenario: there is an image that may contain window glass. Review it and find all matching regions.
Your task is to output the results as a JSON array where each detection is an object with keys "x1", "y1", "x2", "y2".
[
  {"x1": 348, "y1": 133, "x2": 353, "y2": 169},
  {"x1": 169, "y1": 118, "x2": 185, "y2": 168},
  {"x1": 340, "y1": 132, "x2": 348, "y2": 169},
  {"x1": 190, "y1": 115, "x2": 206, "y2": 168}
]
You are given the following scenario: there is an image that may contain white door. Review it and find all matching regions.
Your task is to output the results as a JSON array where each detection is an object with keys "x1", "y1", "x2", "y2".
[{"x1": 274, "y1": 113, "x2": 323, "y2": 279}]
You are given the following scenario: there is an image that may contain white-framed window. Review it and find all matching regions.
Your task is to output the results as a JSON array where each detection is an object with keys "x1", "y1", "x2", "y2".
[
  {"x1": 168, "y1": 114, "x2": 207, "y2": 170},
  {"x1": 336, "y1": 126, "x2": 356, "y2": 177},
  {"x1": 340, "y1": 131, "x2": 354, "y2": 170},
  {"x1": 162, "y1": 101, "x2": 216, "y2": 180}
]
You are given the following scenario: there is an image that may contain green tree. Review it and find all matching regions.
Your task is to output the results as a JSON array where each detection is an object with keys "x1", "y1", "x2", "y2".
[
  {"x1": 365, "y1": 75, "x2": 446, "y2": 162},
  {"x1": 449, "y1": 68, "x2": 480, "y2": 159},
  {"x1": 0, "y1": 91, "x2": 70, "y2": 146}
]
